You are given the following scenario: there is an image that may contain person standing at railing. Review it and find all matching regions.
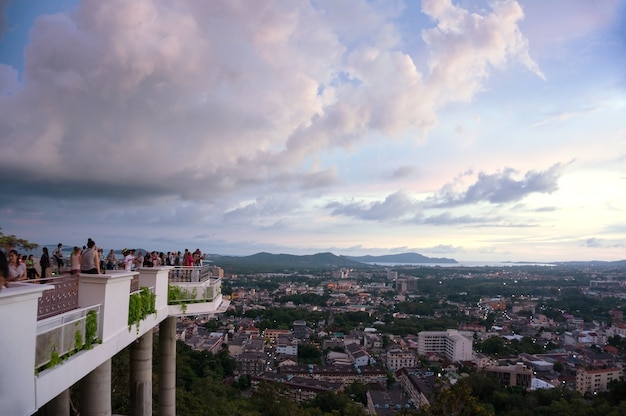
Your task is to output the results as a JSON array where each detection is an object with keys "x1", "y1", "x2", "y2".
[
  {"x1": 80, "y1": 239, "x2": 101, "y2": 274},
  {"x1": 70, "y1": 246, "x2": 81, "y2": 277},
  {"x1": 26, "y1": 254, "x2": 39, "y2": 280},
  {"x1": 40, "y1": 247, "x2": 51, "y2": 279},
  {"x1": 124, "y1": 249, "x2": 135, "y2": 271},
  {"x1": 106, "y1": 249, "x2": 117, "y2": 270},
  {"x1": 52, "y1": 243, "x2": 64, "y2": 275},
  {"x1": 7, "y1": 249, "x2": 26, "y2": 282},
  {"x1": 134, "y1": 251, "x2": 144, "y2": 269}
]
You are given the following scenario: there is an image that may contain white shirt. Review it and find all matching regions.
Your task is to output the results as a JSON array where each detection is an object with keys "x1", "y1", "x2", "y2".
[{"x1": 124, "y1": 254, "x2": 135, "y2": 271}]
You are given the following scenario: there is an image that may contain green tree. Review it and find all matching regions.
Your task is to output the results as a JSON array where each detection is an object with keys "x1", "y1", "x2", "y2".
[{"x1": 0, "y1": 227, "x2": 39, "y2": 251}]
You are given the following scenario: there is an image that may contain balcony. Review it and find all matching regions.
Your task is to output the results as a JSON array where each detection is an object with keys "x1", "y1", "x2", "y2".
[
  {"x1": 167, "y1": 266, "x2": 227, "y2": 316},
  {"x1": 0, "y1": 265, "x2": 227, "y2": 415}
]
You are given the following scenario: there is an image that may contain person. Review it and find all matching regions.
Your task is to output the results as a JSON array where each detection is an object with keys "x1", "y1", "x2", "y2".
[
  {"x1": 70, "y1": 246, "x2": 81, "y2": 277},
  {"x1": 40, "y1": 247, "x2": 51, "y2": 279},
  {"x1": 143, "y1": 251, "x2": 153, "y2": 267},
  {"x1": 26, "y1": 254, "x2": 39, "y2": 280},
  {"x1": 183, "y1": 249, "x2": 193, "y2": 267},
  {"x1": 98, "y1": 248, "x2": 105, "y2": 273},
  {"x1": 124, "y1": 249, "x2": 135, "y2": 271},
  {"x1": 52, "y1": 243, "x2": 64, "y2": 275},
  {"x1": 106, "y1": 249, "x2": 117, "y2": 270},
  {"x1": 0, "y1": 251, "x2": 8, "y2": 289},
  {"x1": 134, "y1": 251, "x2": 144, "y2": 269},
  {"x1": 80, "y1": 239, "x2": 101, "y2": 274},
  {"x1": 7, "y1": 249, "x2": 26, "y2": 282}
]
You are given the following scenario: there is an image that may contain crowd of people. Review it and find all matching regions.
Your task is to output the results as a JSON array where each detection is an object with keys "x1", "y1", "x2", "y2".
[{"x1": 0, "y1": 241, "x2": 207, "y2": 289}]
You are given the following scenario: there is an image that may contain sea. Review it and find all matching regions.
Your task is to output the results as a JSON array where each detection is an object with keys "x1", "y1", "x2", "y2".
[{"x1": 365, "y1": 261, "x2": 555, "y2": 268}]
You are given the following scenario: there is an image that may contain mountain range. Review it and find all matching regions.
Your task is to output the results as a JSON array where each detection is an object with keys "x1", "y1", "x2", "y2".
[{"x1": 205, "y1": 251, "x2": 457, "y2": 273}]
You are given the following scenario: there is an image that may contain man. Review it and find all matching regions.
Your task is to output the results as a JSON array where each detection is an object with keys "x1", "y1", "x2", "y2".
[
  {"x1": 51, "y1": 243, "x2": 64, "y2": 275},
  {"x1": 124, "y1": 249, "x2": 136, "y2": 271}
]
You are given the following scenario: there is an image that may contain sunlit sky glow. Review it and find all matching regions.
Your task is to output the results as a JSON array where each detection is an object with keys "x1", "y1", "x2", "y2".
[{"x1": 0, "y1": 0, "x2": 624, "y2": 262}]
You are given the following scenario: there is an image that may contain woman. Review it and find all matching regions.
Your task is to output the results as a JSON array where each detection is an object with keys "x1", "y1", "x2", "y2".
[
  {"x1": 7, "y1": 249, "x2": 26, "y2": 282},
  {"x1": 70, "y1": 246, "x2": 81, "y2": 277},
  {"x1": 26, "y1": 254, "x2": 39, "y2": 280},
  {"x1": 80, "y1": 239, "x2": 101, "y2": 274},
  {"x1": 40, "y1": 247, "x2": 51, "y2": 279},
  {"x1": 106, "y1": 249, "x2": 117, "y2": 270}
]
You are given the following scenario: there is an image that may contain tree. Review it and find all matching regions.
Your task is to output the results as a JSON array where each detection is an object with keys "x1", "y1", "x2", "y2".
[{"x1": 0, "y1": 227, "x2": 39, "y2": 251}]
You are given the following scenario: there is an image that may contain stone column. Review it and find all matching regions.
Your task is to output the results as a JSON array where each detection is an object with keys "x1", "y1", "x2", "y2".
[
  {"x1": 158, "y1": 317, "x2": 176, "y2": 416},
  {"x1": 46, "y1": 389, "x2": 70, "y2": 416},
  {"x1": 130, "y1": 330, "x2": 153, "y2": 416},
  {"x1": 79, "y1": 359, "x2": 111, "y2": 416}
]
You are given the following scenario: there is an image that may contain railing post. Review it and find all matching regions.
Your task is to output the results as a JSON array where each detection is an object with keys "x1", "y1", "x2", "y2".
[
  {"x1": 137, "y1": 266, "x2": 171, "y2": 313},
  {"x1": 0, "y1": 283, "x2": 53, "y2": 415},
  {"x1": 78, "y1": 271, "x2": 135, "y2": 342}
]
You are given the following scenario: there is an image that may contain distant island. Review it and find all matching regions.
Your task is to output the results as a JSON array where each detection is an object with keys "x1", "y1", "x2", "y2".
[{"x1": 345, "y1": 252, "x2": 457, "y2": 264}]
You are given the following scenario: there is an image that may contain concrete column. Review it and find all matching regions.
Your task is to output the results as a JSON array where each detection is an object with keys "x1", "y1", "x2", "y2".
[
  {"x1": 158, "y1": 317, "x2": 176, "y2": 416},
  {"x1": 46, "y1": 389, "x2": 70, "y2": 416},
  {"x1": 130, "y1": 330, "x2": 153, "y2": 416},
  {"x1": 79, "y1": 359, "x2": 111, "y2": 416}
]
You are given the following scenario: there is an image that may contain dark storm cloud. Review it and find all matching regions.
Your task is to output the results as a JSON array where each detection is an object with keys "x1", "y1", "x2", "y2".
[{"x1": 432, "y1": 163, "x2": 565, "y2": 207}]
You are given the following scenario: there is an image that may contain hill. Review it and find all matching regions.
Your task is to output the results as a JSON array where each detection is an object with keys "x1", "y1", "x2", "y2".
[
  {"x1": 345, "y1": 252, "x2": 457, "y2": 264},
  {"x1": 209, "y1": 252, "x2": 366, "y2": 273}
]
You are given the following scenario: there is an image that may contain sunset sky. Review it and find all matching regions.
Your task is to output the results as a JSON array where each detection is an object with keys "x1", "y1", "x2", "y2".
[{"x1": 1, "y1": 0, "x2": 624, "y2": 262}]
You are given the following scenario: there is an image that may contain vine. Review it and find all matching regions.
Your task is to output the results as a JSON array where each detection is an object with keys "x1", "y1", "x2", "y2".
[
  {"x1": 85, "y1": 309, "x2": 98, "y2": 349},
  {"x1": 128, "y1": 287, "x2": 157, "y2": 332}
]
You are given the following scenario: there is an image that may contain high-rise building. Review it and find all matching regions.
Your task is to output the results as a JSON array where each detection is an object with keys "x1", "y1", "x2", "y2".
[
  {"x1": 417, "y1": 329, "x2": 473, "y2": 362},
  {"x1": 576, "y1": 367, "x2": 623, "y2": 395}
]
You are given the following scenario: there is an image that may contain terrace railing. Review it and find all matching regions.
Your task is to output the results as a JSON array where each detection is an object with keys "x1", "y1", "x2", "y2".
[
  {"x1": 35, "y1": 304, "x2": 101, "y2": 370},
  {"x1": 36, "y1": 275, "x2": 79, "y2": 321},
  {"x1": 168, "y1": 265, "x2": 211, "y2": 282}
]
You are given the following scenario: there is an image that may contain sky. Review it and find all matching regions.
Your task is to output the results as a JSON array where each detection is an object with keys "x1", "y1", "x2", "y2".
[{"x1": 0, "y1": 0, "x2": 625, "y2": 262}]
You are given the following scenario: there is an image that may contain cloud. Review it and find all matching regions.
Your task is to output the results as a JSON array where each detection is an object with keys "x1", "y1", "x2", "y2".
[
  {"x1": 326, "y1": 191, "x2": 420, "y2": 221},
  {"x1": 421, "y1": 0, "x2": 545, "y2": 105},
  {"x1": 421, "y1": 212, "x2": 499, "y2": 225},
  {"x1": 432, "y1": 163, "x2": 566, "y2": 207},
  {"x1": 0, "y1": 0, "x2": 543, "y2": 216},
  {"x1": 382, "y1": 165, "x2": 416, "y2": 180},
  {"x1": 581, "y1": 237, "x2": 626, "y2": 249}
]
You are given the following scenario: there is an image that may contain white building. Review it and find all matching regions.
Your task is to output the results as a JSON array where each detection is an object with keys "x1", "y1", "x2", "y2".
[
  {"x1": 417, "y1": 329, "x2": 473, "y2": 362},
  {"x1": 385, "y1": 349, "x2": 416, "y2": 371}
]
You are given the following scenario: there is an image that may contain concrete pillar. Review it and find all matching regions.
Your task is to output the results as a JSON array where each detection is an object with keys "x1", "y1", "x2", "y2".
[
  {"x1": 158, "y1": 317, "x2": 176, "y2": 416},
  {"x1": 46, "y1": 389, "x2": 70, "y2": 416},
  {"x1": 80, "y1": 359, "x2": 111, "y2": 416},
  {"x1": 130, "y1": 330, "x2": 153, "y2": 416}
]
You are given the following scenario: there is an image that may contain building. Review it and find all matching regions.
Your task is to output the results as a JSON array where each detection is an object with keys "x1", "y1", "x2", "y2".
[
  {"x1": 276, "y1": 335, "x2": 298, "y2": 356},
  {"x1": 235, "y1": 352, "x2": 268, "y2": 375},
  {"x1": 417, "y1": 329, "x2": 473, "y2": 362},
  {"x1": 252, "y1": 373, "x2": 343, "y2": 403},
  {"x1": 576, "y1": 368, "x2": 623, "y2": 395},
  {"x1": 346, "y1": 342, "x2": 371, "y2": 367},
  {"x1": 483, "y1": 363, "x2": 533, "y2": 390},
  {"x1": 395, "y1": 368, "x2": 437, "y2": 410},
  {"x1": 386, "y1": 349, "x2": 416, "y2": 371},
  {"x1": 387, "y1": 271, "x2": 398, "y2": 281},
  {"x1": 396, "y1": 277, "x2": 418, "y2": 293},
  {"x1": 293, "y1": 320, "x2": 308, "y2": 340}
]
